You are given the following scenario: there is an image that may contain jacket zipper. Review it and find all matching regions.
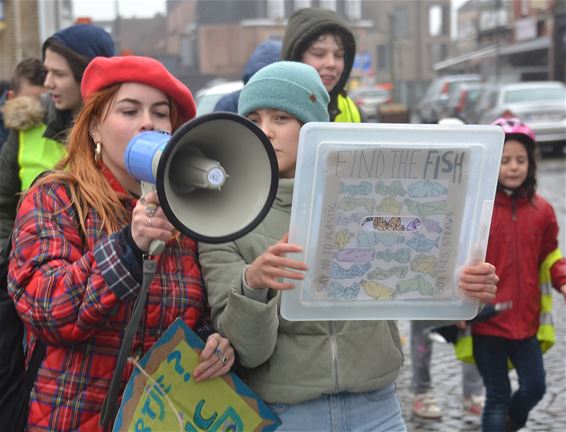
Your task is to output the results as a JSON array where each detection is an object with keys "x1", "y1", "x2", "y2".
[
  {"x1": 328, "y1": 321, "x2": 340, "y2": 393},
  {"x1": 512, "y1": 196, "x2": 519, "y2": 338}
]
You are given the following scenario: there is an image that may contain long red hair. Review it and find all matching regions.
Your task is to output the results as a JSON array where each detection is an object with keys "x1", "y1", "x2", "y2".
[{"x1": 33, "y1": 83, "x2": 180, "y2": 237}]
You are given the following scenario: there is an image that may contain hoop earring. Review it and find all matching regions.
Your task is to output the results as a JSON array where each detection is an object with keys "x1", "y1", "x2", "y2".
[{"x1": 94, "y1": 141, "x2": 102, "y2": 163}]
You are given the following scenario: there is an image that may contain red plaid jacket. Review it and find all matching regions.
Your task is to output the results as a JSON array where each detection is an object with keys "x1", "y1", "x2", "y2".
[{"x1": 8, "y1": 167, "x2": 207, "y2": 431}]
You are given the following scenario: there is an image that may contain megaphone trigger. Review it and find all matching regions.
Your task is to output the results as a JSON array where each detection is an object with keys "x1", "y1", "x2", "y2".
[
  {"x1": 125, "y1": 112, "x2": 279, "y2": 244},
  {"x1": 140, "y1": 181, "x2": 165, "y2": 256}
]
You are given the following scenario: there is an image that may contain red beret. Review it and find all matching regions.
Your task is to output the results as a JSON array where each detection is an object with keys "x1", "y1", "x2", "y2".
[{"x1": 81, "y1": 56, "x2": 196, "y2": 123}]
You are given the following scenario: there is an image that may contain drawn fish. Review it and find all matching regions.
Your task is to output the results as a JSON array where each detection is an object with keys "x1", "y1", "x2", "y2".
[
  {"x1": 375, "y1": 180, "x2": 406, "y2": 197},
  {"x1": 361, "y1": 280, "x2": 396, "y2": 300},
  {"x1": 330, "y1": 262, "x2": 371, "y2": 279},
  {"x1": 396, "y1": 275, "x2": 434, "y2": 296},
  {"x1": 356, "y1": 231, "x2": 405, "y2": 248},
  {"x1": 405, "y1": 217, "x2": 422, "y2": 232},
  {"x1": 376, "y1": 196, "x2": 403, "y2": 214},
  {"x1": 422, "y1": 218, "x2": 442, "y2": 233},
  {"x1": 408, "y1": 179, "x2": 448, "y2": 198},
  {"x1": 340, "y1": 181, "x2": 373, "y2": 196},
  {"x1": 376, "y1": 248, "x2": 411, "y2": 263},
  {"x1": 367, "y1": 265, "x2": 408, "y2": 280},
  {"x1": 374, "y1": 216, "x2": 404, "y2": 232},
  {"x1": 328, "y1": 281, "x2": 361, "y2": 300},
  {"x1": 404, "y1": 199, "x2": 446, "y2": 217},
  {"x1": 334, "y1": 229, "x2": 354, "y2": 250},
  {"x1": 334, "y1": 248, "x2": 376, "y2": 262},
  {"x1": 338, "y1": 196, "x2": 376, "y2": 213},
  {"x1": 406, "y1": 234, "x2": 439, "y2": 252},
  {"x1": 410, "y1": 254, "x2": 439, "y2": 277}
]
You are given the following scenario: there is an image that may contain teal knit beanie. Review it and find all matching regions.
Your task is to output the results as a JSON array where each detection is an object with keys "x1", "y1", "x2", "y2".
[{"x1": 238, "y1": 61, "x2": 330, "y2": 124}]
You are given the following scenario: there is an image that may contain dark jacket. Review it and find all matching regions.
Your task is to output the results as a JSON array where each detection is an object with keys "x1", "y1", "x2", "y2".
[
  {"x1": 0, "y1": 97, "x2": 72, "y2": 248},
  {"x1": 214, "y1": 40, "x2": 282, "y2": 113},
  {"x1": 0, "y1": 91, "x2": 9, "y2": 150},
  {"x1": 281, "y1": 7, "x2": 357, "y2": 121},
  {"x1": 472, "y1": 190, "x2": 566, "y2": 340}
]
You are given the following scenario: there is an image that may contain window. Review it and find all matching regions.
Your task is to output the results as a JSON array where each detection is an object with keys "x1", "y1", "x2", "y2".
[
  {"x1": 393, "y1": 7, "x2": 409, "y2": 38},
  {"x1": 294, "y1": 0, "x2": 311, "y2": 9},
  {"x1": 267, "y1": 0, "x2": 285, "y2": 19},
  {"x1": 429, "y1": 5, "x2": 442, "y2": 36},
  {"x1": 376, "y1": 44, "x2": 389, "y2": 71},
  {"x1": 345, "y1": 0, "x2": 361, "y2": 21},
  {"x1": 320, "y1": 0, "x2": 337, "y2": 11}
]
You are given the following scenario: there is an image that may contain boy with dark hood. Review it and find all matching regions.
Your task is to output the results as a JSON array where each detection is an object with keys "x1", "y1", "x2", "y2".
[{"x1": 281, "y1": 7, "x2": 363, "y2": 123}]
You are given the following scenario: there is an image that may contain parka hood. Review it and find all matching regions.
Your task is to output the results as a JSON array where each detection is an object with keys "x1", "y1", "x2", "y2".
[
  {"x1": 281, "y1": 7, "x2": 356, "y2": 115},
  {"x1": 242, "y1": 40, "x2": 282, "y2": 84},
  {"x1": 1, "y1": 96, "x2": 45, "y2": 131}
]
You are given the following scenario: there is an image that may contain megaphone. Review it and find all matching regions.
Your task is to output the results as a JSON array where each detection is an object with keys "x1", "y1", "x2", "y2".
[{"x1": 124, "y1": 112, "x2": 278, "y2": 250}]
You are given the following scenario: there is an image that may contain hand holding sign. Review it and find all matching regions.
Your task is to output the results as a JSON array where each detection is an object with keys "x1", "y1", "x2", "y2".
[
  {"x1": 192, "y1": 333, "x2": 234, "y2": 382},
  {"x1": 114, "y1": 319, "x2": 280, "y2": 432}
]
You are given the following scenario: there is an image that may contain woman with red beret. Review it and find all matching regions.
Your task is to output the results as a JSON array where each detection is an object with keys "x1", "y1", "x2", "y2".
[{"x1": 7, "y1": 56, "x2": 235, "y2": 431}]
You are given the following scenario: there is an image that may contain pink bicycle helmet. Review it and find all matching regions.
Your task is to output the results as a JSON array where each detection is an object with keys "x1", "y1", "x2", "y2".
[{"x1": 492, "y1": 117, "x2": 537, "y2": 148}]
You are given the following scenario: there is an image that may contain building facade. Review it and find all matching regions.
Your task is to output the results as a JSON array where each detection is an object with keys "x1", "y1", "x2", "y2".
[
  {"x1": 437, "y1": 0, "x2": 564, "y2": 83},
  {"x1": 0, "y1": 0, "x2": 72, "y2": 80}
]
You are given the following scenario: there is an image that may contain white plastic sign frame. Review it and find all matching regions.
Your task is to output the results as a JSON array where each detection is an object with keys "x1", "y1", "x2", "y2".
[{"x1": 281, "y1": 122, "x2": 504, "y2": 321}]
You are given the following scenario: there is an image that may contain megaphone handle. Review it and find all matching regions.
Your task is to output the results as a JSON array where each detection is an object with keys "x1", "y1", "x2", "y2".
[{"x1": 141, "y1": 181, "x2": 165, "y2": 256}]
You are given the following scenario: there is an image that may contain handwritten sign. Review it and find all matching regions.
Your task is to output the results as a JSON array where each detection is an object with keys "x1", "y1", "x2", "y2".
[
  {"x1": 281, "y1": 122, "x2": 504, "y2": 321},
  {"x1": 114, "y1": 319, "x2": 280, "y2": 431},
  {"x1": 304, "y1": 147, "x2": 468, "y2": 304}
]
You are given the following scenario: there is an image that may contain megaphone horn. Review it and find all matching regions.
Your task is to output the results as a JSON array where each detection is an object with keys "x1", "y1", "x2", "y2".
[{"x1": 125, "y1": 112, "x2": 279, "y2": 248}]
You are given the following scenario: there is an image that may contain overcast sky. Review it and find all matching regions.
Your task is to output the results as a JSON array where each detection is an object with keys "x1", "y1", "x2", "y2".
[{"x1": 72, "y1": 0, "x2": 166, "y2": 20}]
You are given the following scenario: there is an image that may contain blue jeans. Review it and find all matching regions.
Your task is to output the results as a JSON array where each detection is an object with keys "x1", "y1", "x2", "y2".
[
  {"x1": 268, "y1": 384, "x2": 406, "y2": 431},
  {"x1": 473, "y1": 335, "x2": 546, "y2": 431}
]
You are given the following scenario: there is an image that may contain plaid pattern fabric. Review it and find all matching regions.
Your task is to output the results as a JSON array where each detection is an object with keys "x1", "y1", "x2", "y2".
[{"x1": 8, "y1": 169, "x2": 206, "y2": 431}]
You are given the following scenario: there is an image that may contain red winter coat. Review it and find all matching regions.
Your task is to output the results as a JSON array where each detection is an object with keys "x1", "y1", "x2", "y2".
[
  {"x1": 472, "y1": 190, "x2": 566, "y2": 340},
  {"x1": 8, "y1": 167, "x2": 207, "y2": 431}
]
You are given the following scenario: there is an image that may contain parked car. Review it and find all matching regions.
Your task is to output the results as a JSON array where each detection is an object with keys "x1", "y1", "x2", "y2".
[
  {"x1": 349, "y1": 87, "x2": 391, "y2": 121},
  {"x1": 445, "y1": 82, "x2": 485, "y2": 122},
  {"x1": 465, "y1": 83, "x2": 501, "y2": 124},
  {"x1": 194, "y1": 80, "x2": 244, "y2": 116},
  {"x1": 477, "y1": 81, "x2": 566, "y2": 149},
  {"x1": 415, "y1": 74, "x2": 481, "y2": 123}
]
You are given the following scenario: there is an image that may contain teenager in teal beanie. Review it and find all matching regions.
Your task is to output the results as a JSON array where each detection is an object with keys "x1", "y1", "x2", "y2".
[
  {"x1": 238, "y1": 61, "x2": 329, "y2": 125},
  {"x1": 199, "y1": 61, "x2": 498, "y2": 431}
]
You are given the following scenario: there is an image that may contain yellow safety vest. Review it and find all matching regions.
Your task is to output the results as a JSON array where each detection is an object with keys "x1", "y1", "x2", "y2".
[
  {"x1": 334, "y1": 94, "x2": 361, "y2": 123},
  {"x1": 455, "y1": 249, "x2": 561, "y2": 367},
  {"x1": 18, "y1": 124, "x2": 66, "y2": 190}
]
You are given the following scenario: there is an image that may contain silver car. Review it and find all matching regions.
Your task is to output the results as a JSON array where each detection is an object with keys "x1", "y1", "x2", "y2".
[
  {"x1": 478, "y1": 81, "x2": 566, "y2": 148},
  {"x1": 350, "y1": 87, "x2": 391, "y2": 122},
  {"x1": 415, "y1": 74, "x2": 481, "y2": 124}
]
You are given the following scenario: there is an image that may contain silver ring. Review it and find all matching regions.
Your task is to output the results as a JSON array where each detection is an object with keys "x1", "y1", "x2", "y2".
[
  {"x1": 221, "y1": 355, "x2": 227, "y2": 365},
  {"x1": 145, "y1": 204, "x2": 157, "y2": 218},
  {"x1": 148, "y1": 217, "x2": 153, "y2": 227}
]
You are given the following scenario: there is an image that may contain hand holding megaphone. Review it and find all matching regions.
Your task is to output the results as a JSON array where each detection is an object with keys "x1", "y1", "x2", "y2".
[{"x1": 131, "y1": 191, "x2": 175, "y2": 256}]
